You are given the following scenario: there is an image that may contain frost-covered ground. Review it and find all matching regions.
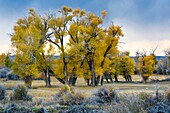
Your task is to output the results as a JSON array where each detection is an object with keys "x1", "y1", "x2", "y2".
[{"x1": 0, "y1": 75, "x2": 170, "y2": 113}]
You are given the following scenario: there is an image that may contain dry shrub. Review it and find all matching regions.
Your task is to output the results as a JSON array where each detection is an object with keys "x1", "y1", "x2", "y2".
[
  {"x1": 138, "y1": 92, "x2": 151, "y2": 100},
  {"x1": 59, "y1": 84, "x2": 74, "y2": 94},
  {"x1": 104, "y1": 94, "x2": 146, "y2": 113},
  {"x1": 137, "y1": 91, "x2": 163, "y2": 110},
  {"x1": 54, "y1": 85, "x2": 85, "y2": 106},
  {"x1": 4, "y1": 103, "x2": 32, "y2": 113},
  {"x1": 104, "y1": 102, "x2": 146, "y2": 113},
  {"x1": 103, "y1": 93, "x2": 147, "y2": 113},
  {"x1": 94, "y1": 86, "x2": 118, "y2": 104},
  {"x1": 10, "y1": 85, "x2": 32, "y2": 101},
  {"x1": 0, "y1": 85, "x2": 5, "y2": 100},
  {"x1": 103, "y1": 103, "x2": 130, "y2": 113},
  {"x1": 123, "y1": 94, "x2": 146, "y2": 113},
  {"x1": 147, "y1": 102, "x2": 170, "y2": 113}
]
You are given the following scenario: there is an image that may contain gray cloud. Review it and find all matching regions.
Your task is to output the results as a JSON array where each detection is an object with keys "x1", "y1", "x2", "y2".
[{"x1": 0, "y1": 0, "x2": 170, "y2": 55}]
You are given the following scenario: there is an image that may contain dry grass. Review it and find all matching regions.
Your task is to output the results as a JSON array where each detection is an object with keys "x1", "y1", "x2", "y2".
[{"x1": 0, "y1": 75, "x2": 169, "y2": 100}]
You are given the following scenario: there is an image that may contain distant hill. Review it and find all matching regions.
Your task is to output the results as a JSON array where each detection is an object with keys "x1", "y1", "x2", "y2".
[
  {"x1": 10, "y1": 55, "x2": 167, "y2": 61},
  {"x1": 131, "y1": 56, "x2": 167, "y2": 63},
  {"x1": 156, "y1": 56, "x2": 167, "y2": 61},
  {"x1": 9, "y1": 55, "x2": 60, "y2": 61},
  {"x1": 54, "y1": 56, "x2": 59, "y2": 59}
]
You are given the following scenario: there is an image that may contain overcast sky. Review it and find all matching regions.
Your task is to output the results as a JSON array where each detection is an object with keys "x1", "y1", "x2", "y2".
[{"x1": 0, "y1": 0, "x2": 170, "y2": 56}]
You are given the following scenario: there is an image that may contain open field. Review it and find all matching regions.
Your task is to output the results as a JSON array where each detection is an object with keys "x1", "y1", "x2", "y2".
[{"x1": 0, "y1": 74, "x2": 169, "y2": 101}]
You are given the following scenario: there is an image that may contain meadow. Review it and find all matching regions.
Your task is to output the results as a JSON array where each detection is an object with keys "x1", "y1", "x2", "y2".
[{"x1": 1, "y1": 74, "x2": 169, "y2": 100}]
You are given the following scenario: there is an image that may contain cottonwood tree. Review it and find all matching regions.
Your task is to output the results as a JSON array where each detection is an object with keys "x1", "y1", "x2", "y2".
[
  {"x1": 0, "y1": 53, "x2": 12, "y2": 68},
  {"x1": 137, "y1": 51, "x2": 155, "y2": 83},
  {"x1": 28, "y1": 9, "x2": 59, "y2": 87},
  {"x1": 150, "y1": 47, "x2": 158, "y2": 73},
  {"x1": 0, "y1": 53, "x2": 6, "y2": 67},
  {"x1": 11, "y1": 9, "x2": 56, "y2": 87},
  {"x1": 11, "y1": 9, "x2": 45, "y2": 88},
  {"x1": 119, "y1": 51, "x2": 135, "y2": 82},
  {"x1": 53, "y1": 6, "x2": 123, "y2": 86}
]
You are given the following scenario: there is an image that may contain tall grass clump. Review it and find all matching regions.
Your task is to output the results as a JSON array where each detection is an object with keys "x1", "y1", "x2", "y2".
[
  {"x1": 103, "y1": 93, "x2": 146, "y2": 113},
  {"x1": 123, "y1": 94, "x2": 146, "y2": 113},
  {"x1": 10, "y1": 85, "x2": 32, "y2": 101},
  {"x1": 165, "y1": 88, "x2": 170, "y2": 102},
  {"x1": 54, "y1": 85, "x2": 85, "y2": 106},
  {"x1": 138, "y1": 92, "x2": 156, "y2": 109},
  {"x1": 0, "y1": 85, "x2": 6, "y2": 100}
]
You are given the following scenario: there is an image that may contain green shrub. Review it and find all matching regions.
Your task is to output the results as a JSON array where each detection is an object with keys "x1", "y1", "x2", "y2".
[
  {"x1": 0, "y1": 85, "x2": 5, "y2": 100},
  {"x1": 10, "y1": 85, "x2": 32, "y2": 101}
]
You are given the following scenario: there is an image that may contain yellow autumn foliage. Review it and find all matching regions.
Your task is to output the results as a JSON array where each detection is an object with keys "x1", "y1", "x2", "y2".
[{"x1": 138, "y1": 55, "x2": 155, "y2": 81}]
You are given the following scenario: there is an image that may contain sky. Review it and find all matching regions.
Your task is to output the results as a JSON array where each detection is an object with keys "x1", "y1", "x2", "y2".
[{"x1": 0, "y1": 0, "x2": 170, "y2": 56}]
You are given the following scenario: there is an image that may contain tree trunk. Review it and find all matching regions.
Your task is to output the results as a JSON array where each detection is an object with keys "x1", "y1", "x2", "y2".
[
  {"x1": 63, "y1": 57, "x2": 68, "y2": 84},
  {"x1": 68, "y1": 67, "x2": 77, "y2": 86},
  {"x1": 96, "y1": 76, "x2": 100, "y2": 86},
  {"x1": 48, "y1": 69, "x2": 65, "y2": 84},
  {"x1": 114, "y1": 74, "x2": 118, "y2": 82},
  {"x1": 57, "y1": 78, "x2": 65, "y2": 84},
  {"x1": 69, "y1": 76, "x2": 77, "y2": 86},
  {"x1": 69, "y1": 75, "x2": 73, "y2": 85},
  {"x1": 25, "y1": 76, "x2": 32, "y2": 88},
  {"x1": 91, "y1": 60, "x2": 96, "y2": 87},
  {"x1": 69, "y1": 75, "x2": 77, "y2": 86},
  {"x1": 123, "y1": 71, "x2": 128, "y2": 82},
  {"x1": 72, "y1": 77, "x2": 77, "y2": 86},
  {"x1": 101, "y1": 76, "x2": 104, "y2": 86},
  {"x1": 108, "y1": 73, "x2": 113, "y2": 83},
  {"x1": 87, "y1": 79, "x2": 90, "y2": 86},
  {"x1": 128, "y1": 75, "x2": 132, "y2": 82},
  {"x1": 105, "y1": 75, "x2": 109, "y2": 83},
  {"x1": 126, "y1": 75, "x2": 129, "y2": 82},
  {"x1": 126, "y1": 76, "x2": 129, "y2": 82},
  {"x1": 124, "y1": 75, "x2": 128, "y2": 82},
  {"x1": 45, "y1": 68, "x2": 51, "y2": 87}
]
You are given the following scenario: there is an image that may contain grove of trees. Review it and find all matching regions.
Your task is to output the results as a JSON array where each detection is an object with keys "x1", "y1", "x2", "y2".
[{"x1": 0, "y1": 6, "x2": 167, "y2": 88}]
